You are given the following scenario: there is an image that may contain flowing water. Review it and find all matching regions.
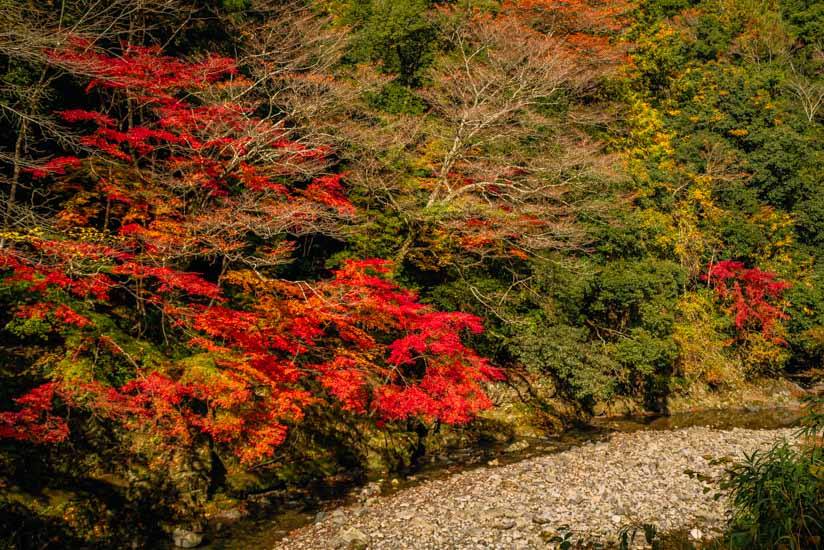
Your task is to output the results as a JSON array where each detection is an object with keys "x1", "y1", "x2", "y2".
[{"x1": 201, "y1": 407, "x2": 804, "y2": 549}]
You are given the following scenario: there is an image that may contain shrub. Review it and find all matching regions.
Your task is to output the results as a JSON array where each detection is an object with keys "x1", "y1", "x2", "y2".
[{"x1": 720, "y1": 394, "x2": 824, "y2": 549}]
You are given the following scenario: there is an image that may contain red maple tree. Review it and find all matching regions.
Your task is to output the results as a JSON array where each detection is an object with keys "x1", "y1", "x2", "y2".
[
  {"x1": 704, "y1": 260, "x2": 791, "y2": 344},
  {"x1": 0, "y1": 40, "x2": 502, "y2": 464}
]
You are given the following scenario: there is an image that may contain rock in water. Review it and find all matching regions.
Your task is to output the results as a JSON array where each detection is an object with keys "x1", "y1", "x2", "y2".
[
  {"x1": 333, "y1": 527, "x2": 370, "y2": 549},
  {"x1": 360, "y1": 482, "x2": 382, "y2": 498},
  {"x1": 504, "y1": 440, "x2": 530, "y2": 453},
  {"x1": 213, "y1": 508, "x2": 245, "y2": 523},
  {"x1": 172, "y1": 528, "x2": 203, "y2": 548}
]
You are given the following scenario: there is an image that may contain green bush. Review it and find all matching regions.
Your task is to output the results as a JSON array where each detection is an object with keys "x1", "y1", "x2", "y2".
[
  {"x1": 720, "y1": 395, "x2": 824, "y2": 549},
  {"x1": 515, "y1": 324, "x2": 620, "y2": 403}
]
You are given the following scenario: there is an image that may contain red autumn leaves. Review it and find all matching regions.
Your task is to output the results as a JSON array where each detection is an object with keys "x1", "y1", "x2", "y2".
[
  {"x1": 0, "y1": 39, "x2": 502, "y2": 463},
  {"x1": 704, "y1": 260, "x2": 791, "y2": 344}
]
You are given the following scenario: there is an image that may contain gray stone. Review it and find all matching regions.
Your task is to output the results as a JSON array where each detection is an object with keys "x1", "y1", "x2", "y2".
[
  {"x1": 504, "y1": 440, "x2": 530, "y2": 453},
  {"x1": 532, "y1": 513, "x2": 552, "y2": 525},
  {"x1": 172, "y1": 528, "x2": 203, "y2": 548},
  {"x1": 330, "y1": 509, "x2": 347, "y2": 526},
  {"x1": 409, "y1": 516, "x2": 435, "y2": 533},
  {"x1": 494, "y1": 518, "x2": 516, "y2": 530},
  {"x1": 361, "y1": 481, "x2": 382, "y2": 497},
  {"x1": 271, "y1": 426, "x2": 798, "y2": 550},
  {"x1": 213, "y1": 508, "x2": 244, "y2": 523},
  {"x1": 333, "y1": 527, "x2": 370, "y2": 549},
  {"x1": 592, "y1": 402, "x2": 608, "y2": 416}
]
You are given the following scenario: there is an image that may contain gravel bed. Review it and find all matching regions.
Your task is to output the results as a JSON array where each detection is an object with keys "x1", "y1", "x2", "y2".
[{"x1": 274, "y1": 427, "x2": 797, "y2": 549}]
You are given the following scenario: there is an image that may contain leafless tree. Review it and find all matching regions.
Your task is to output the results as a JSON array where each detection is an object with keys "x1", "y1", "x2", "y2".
[
  {"x1": 340, "y1": 8, "x2": 623, "y2": 269},
  {"x1": 787, "y1": 52, "x2": 824, "y2": 123}
]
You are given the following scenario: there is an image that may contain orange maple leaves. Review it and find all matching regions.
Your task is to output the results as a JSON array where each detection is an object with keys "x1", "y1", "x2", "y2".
[{"x1": 0, "y1": 42, "x2": 503, "y2": 465}]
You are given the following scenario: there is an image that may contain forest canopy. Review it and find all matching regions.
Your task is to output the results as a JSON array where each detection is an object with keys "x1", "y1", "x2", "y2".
[{"x1": 0, "y1": 0, "x2": 821, "y2": 545}]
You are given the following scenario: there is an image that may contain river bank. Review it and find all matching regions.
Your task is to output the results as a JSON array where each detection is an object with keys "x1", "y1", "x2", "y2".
[
  {"x1": 197, "y1": 404, "x2": 805, "y2": 549},
  {"x1": 164, "y1": 375, "x2": 807, "y2": 549},
  {"x1": 271, "y1": 426, "x2": 797, "y2": 549}
]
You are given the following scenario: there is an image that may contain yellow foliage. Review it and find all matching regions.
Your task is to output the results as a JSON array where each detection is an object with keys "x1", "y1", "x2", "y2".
[
  {"x1": 740, "y1": 332, "x2": 790, "y2": 375},
  {"x1": 637, "y1": 208, "x2": 676, "y2": 249},
  {"x1": 624, "y1": 97, "x2": 675, "y2": 190},
  {"x1": 655, "y1": 25, "x2": 676, "y2": 39},
  {"x1": 673, "y1": 291, "x2": 743, "y2": 388},
  {"x1": 407, "y1": 228, "x2": 456, "y2": 271},
  {"x1": 0, "y1": 229, "x2": 35, "y2": 243},
  {"x1": 66, "y1": 226, "x2": 127, "y2": 245}
]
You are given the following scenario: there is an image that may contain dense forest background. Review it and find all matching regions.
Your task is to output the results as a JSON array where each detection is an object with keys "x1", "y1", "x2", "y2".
[{"x1": 0, "y1": 0, "x2": 822, "y2": 545}]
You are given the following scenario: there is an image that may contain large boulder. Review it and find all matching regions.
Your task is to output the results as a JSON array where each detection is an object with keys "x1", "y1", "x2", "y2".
[
  {"x1": 332, "y1": 527, "x2": 370, "y2": 549},
  {"x1": 172, "y1": 527, "x2": 203, "y2": 548}
]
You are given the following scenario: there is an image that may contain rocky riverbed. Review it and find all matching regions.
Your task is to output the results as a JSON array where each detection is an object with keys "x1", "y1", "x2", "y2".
[{"x1": 273, "y1": 426, "x2": 797, "y2": 549}]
